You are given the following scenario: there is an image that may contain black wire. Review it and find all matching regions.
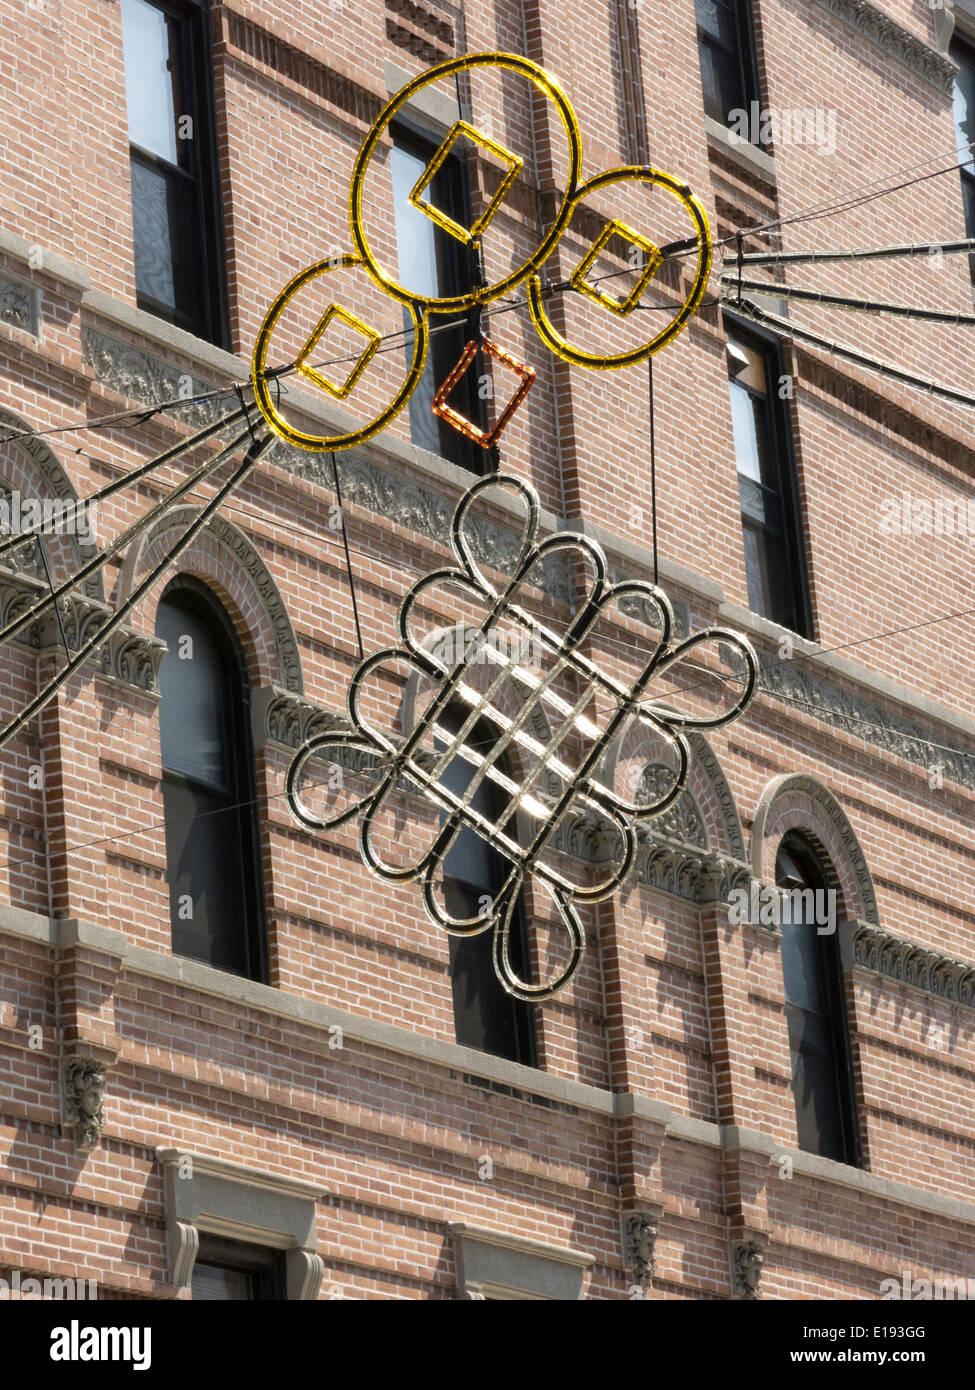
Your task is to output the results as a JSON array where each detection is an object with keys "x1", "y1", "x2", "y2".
[
  {"x1": 35, "y1": 537, "x2": 72, "y2": 661},
  {"x1": 648, "y1": 357, "x2": 658, "y2": 587},
  {"x1": 233, "y1": 383, "x2": 260, "y2": 447},
  {"x1": 330, "y1": 449, "x2": 365, "y2": 660}
]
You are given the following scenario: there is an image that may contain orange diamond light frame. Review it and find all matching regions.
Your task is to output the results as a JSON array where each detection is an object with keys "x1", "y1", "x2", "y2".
[{"x1": 432, "y1": 336, "x2": 536, "y2": 448}]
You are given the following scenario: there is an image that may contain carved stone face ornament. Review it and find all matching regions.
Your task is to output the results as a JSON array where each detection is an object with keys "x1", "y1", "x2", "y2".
[
  {"x1": 64, "y1": 1059, "x2": 108, "y2": 1153},
  {"x1": 625, "y1": 1212, "x2": 660, "y2": 1288},
  {"x1": 731, "y1": 1239, "x2": 765, "y2": 1300}
]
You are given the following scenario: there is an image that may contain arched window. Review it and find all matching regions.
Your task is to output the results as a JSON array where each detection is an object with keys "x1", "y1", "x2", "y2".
[
  {"x1": 776, "y1": 837, "x2": 859, "y2": 1165},
  {"x1": 155, "y1": 580, "x2": 267, "y2": 980},
  {"x1": 437, "y1": 706, "x2": 536, "y2": 1065}
]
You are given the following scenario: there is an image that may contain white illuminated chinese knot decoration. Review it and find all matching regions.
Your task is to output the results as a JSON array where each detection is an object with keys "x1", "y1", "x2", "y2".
[{"x1": 287, "y1": 474, "x2": 759, "y2": 1000}]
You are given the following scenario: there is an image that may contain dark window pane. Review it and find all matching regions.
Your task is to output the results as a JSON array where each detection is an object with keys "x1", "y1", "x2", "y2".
[
  {"x1": 130, "y1": 158, "x2": 204, "y2": 328},
  {"x1": 436, "y1": 707, "x2": 535, "y2": 1063},
  {"x1": 727, "y1": 334, "x2": 806, "y2": 633},
  {"x1": 156, "y1": 587, "x2": 265, "y2": 981},
  {"x1": 699, "y1": 44, "x2": 747, "y2": 124},
  {"x1": 786, "y1": 1007, "x2": 848, "y2": 1160},
  {"x1": 121, "y1": 0, "x2": 225, "y2": 344},
  {"x1": 776, "y1": 842, "x2": 858, "y2": 1164},
  {"x1": 160, "y1": 773, "x2": 250, "y2": 976},
  {"x1": 695, "y1": 0, "x2": 741, "y2": 47},
  {"x1": 192, "y1": 1264, "x2": 255, "y2": 1301},
  {"x1": 741, "y1": 516, "x2": 799, "y2": 632},
  {"x1": 156, "y1": 598, "x2": 230, "y2": 789},
  {"x1": 448, "y1": 907, "x2": 529, "y2": 1062},
  {"x1": 951, "y1": 40, "x2": 975, "y2": 283},
  {"x1": 192, "y1": 1237, "x2": 284, "y2": 1300}
]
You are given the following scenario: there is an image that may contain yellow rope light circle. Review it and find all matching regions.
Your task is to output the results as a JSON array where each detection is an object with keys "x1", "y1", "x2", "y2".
[
  {"x1": 528, "y1": 167, "x2": 713, "y2": 369},
  {"x1": 349, "y1": 52, "x2": 584, "y2": 312},
  {"x1": 251, "y1": 254, "x2": 428, "y2": 451}
]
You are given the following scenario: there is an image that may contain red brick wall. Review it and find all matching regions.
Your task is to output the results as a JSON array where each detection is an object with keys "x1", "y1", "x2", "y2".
[{"x1": 0, "y1": 0, "x2": 973, "y2": 1299}]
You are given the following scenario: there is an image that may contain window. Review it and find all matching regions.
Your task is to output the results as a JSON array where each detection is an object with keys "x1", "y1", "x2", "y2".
[
  {"x1": 696, "y1": 0, "x2": 760, "y2": 130},
  {"x1": 155, "y1": 580, "x2": 267, "y2": 980},
  {"x1": 192, "y1": 1235, "x2": 285, "y2": 1300},
  {"x1": 121, "y1": 0, "x2": 227, "y2": 343},
  {"x1": 390, "y1": 126, "x2": 486, "y2": 472},
  {"x1": 776, "y1": 838, "x2": 860, "y2": 1165},
  {"x1": 950, "y1": 36, "x2": 975, "y2": 284},
  {"x1": 726, "y1": 330, "x2": 810, "y2": 635},
  {"x1": 437, "y1": 706, "x2": 536, "y2": 1064}
]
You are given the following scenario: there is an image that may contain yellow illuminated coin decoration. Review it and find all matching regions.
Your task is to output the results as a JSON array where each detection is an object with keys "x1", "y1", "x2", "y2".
[
  {"x1": 252, "y1": 52, "x2": 713, "y2": 453},
  {"x1": 528, "y1": 167, "x2": 713, "y2": 369},
  {"x1": 251, "y1": 254, "x2": 427, "y2": 452},
  {"x1": 349, "y1": 52, "x2": 584, "y2": 312}
]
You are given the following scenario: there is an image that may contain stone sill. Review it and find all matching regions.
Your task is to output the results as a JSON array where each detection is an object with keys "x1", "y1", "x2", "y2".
[{"x1": 704, "y1": 115, "x2": 777, "y2": 185}]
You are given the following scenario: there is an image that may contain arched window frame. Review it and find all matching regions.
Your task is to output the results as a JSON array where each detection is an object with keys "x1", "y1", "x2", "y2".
[
  {"x1": 156, "y1": 576, "x2": 268, "y2": 983},
  {"x1": 775, "y1": 832, "x2": 861, "y2": 1167}
]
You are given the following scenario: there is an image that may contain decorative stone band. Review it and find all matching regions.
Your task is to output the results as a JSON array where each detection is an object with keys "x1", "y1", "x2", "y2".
[
  {"x1": 852, "y1": 923, "x2": 975, "y2": 1010},
  {"x1": 256, "y1": 686, "x2": 353, "y2": 753},
  {"x1": 0, "y1": 273, "x2": 39, "y2": 338},
  {"x1": 637, "y1": 842, "x2": 753, "y2": 905},
  {"x1": 80, "y1": 324, "x2": 691, "y2": 631},
  {"x1": 813, "y1": 0, "x2": 957, "y2": 93},
  {"x1": 0, "y1": 566, "x2": 165, "y2": 695},
  {"x1": 757, "y1": 652, "x2": 975, "y2": 795}
]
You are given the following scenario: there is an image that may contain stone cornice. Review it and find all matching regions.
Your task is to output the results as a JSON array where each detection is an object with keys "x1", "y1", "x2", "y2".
[
  {"x1": 0, "y1": 567, "x2": 165, "y2": 695},
  {"x1": 755, "y1": 647, "x2": 975, "y2": 793},
  {"x1": 852, "y1": 923, "x2": 975, "y2": 1008},
  {"x1": 813, "y1": 0, "x2": 957, "y2": 92},
  {"x1": 156, "y1": 1147, "x2": 328, "y2": 1201}
]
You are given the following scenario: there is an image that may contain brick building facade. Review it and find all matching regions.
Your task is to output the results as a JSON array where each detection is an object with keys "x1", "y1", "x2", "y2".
[{"x1": 0, "y1": 0, "x2": 974, "y2": 1301}]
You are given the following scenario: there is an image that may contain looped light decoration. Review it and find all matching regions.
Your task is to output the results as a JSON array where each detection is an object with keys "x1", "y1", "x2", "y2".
[
  {"x1": 287, "y1": 474, "x2": 758, "y2": 1001},
  {"x1": 251, "y1": 51, "x2": 713, "y2": 452}
]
